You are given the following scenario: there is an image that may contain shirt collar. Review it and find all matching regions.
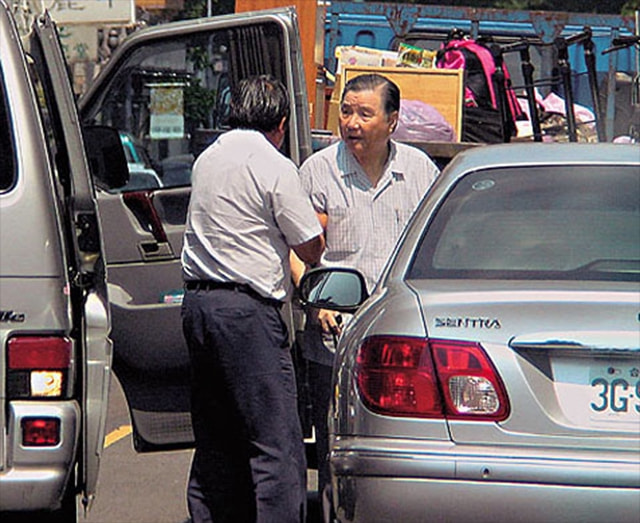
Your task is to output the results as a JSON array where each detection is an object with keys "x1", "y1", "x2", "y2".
[{"x1": 338, "y1": 140, "x2": 406, "y2": 185}]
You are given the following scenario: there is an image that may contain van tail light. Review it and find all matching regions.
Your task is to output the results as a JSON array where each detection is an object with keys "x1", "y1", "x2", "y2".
[
  {"x1": 7, "y1": 336, "x2": 72, "y2": 398},
  {"x1": 22, "y1": 418, "x2": 61, "y2": 446},
  {"x1": 355, "y1": 336, "x2": 509, "y2": 421}
]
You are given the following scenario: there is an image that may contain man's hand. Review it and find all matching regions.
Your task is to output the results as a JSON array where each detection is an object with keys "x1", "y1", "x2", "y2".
[{"x1": 317, "y1": 309, "x2": 343, "y2": 336}]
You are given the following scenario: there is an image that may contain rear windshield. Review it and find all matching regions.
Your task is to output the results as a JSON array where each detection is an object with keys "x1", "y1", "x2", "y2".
[{"x1": 408, "y1": 165, "x2": 640, "y2": 282}]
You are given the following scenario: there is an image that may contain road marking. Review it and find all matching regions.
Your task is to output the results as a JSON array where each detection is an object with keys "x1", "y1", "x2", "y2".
[{"x1": 104, "y1": 425, "x2": 132, "y2": 448}]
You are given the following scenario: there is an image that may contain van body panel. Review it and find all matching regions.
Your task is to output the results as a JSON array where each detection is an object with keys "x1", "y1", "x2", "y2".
[
  {"x1": 29, "y1": 13, "x2": 112, "y2": 503},
  {"x1": 1, "y1": 1, "x2": 112, "y2": 516}
]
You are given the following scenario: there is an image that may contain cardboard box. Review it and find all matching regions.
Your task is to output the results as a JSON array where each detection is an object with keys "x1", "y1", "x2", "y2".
[
  {"x1": 327, "y1": 65, "x2": 464, "y2": 141},
  {"x1": 335, "y1": 46, "x2": 399, "y2": 73}
]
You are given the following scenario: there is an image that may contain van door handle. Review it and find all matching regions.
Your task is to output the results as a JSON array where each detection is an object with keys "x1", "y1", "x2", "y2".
[{"x1": 138, "y1": 240, "x2": 174, "y2": 261}]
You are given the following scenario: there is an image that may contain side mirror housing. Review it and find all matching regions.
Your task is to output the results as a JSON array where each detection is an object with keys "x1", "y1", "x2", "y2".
[
  {"x1": 83, "y1": 125, "x2": 129, "y2": 191},
  {"x1": 299, "y1": 267, "x2": 369, "y2": 313}
]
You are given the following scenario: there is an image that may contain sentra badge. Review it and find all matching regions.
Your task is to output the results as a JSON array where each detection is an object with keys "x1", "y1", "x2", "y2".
[{"x1": 435, "y1": 317, "x2": 501, "y2": 329}]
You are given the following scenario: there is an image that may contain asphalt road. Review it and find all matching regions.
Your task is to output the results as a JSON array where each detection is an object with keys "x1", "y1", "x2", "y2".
[{"x1": 84, "y1": 376, "x2": 321, "y2": 523}]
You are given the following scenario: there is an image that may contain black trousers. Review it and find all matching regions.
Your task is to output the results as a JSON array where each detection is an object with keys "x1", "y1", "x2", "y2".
[{"x1": 182, "y1": 285, "x2": 306, "y2": 523}]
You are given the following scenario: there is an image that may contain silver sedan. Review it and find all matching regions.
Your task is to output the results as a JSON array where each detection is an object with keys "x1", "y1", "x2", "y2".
[{"x1": 301, "y1": 142, "x2": 640, "y2": 523}]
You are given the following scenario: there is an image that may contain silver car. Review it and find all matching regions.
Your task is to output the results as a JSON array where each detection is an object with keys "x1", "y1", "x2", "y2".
[{"x1": 301, "y1": 143, "x2": 640, "y2": 523}]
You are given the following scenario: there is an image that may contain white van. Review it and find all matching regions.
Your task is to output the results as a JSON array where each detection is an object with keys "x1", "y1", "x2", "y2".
[
  {"x1": 0, "y1": 2, "x2": 126, "y2": 520},
  {"x1": 4, "y1": 5, "x2": 315, "y2": 519}
]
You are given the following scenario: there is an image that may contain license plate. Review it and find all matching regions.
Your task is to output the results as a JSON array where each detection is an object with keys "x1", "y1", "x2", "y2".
[
  {"x1": 589, "y1": 363, "x2": 640, "y2": 423},
  {"x1": 552, "y1": 358, "x2": 640, "y2": 431}
]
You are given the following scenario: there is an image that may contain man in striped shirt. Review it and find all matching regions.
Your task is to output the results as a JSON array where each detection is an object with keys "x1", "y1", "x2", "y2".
[{"x1": 296, "y1": 73, "x2": 440, "y2": 522}]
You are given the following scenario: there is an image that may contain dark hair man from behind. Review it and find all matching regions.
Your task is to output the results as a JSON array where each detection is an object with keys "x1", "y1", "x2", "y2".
[
  {"x1": 228, "y1": 74, "x2": 291, "y2": 133},
  {"x1": 341, "y1": 73, "x2": 401, "y2": 116},
  {"x1": 181, "y1": 72, "x2": 324, "y2": 523}
]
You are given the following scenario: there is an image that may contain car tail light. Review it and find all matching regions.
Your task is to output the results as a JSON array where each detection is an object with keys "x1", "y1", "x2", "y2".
[
  {"x1": 430, "y1": 339, "x2": 510, "y2": 420},
  {"x1": 22, "y1": 418, "x2": 61, "y2": 446},
  {"x1": 356, "y1": 336, "x2": 443, "y2": 417},
  {"x1": 7, "y1": 336, "x2": 72, "y2": 398},
  {"x1": 355, "y1": 336, "x2": 509, "y2": 421}
]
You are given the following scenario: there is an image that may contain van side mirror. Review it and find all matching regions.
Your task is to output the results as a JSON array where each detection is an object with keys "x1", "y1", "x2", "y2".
[
  {"x1": 83, "y1": 125, "x2": 129, "y2": 190},
  {"x1": 299, "y1": 267, "x2": 369, "y2": 313}
]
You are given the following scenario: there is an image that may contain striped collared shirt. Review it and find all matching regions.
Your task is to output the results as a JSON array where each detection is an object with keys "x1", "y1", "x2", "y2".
[{"x1": 300, "y1": 140, "x2": 440, "y2": 291}]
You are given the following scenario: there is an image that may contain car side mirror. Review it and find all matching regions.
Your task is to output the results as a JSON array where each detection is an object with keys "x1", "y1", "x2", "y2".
[
  {"x1": 299, "y1": 267, "x2": 369, "y2": 313},
  {"x1": 83, "y1": 125, "x2": 129, "y2": 190}
]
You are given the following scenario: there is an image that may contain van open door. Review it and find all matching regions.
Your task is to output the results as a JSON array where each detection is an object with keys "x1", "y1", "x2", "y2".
[
  {"x1": 78, "y1": 8, "x2": 311, "y2": 451},
  {"x1": 30, "y1": 12, "x2": 115, "y2": 508}
]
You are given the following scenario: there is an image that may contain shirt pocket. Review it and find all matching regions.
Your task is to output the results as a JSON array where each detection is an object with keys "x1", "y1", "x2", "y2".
[
  {"x1": 326, "y1": 206, "x2": 362, "y2": 257},
  {"x1": 392, "y1": 207, "x2": 416, "y2": 240}
]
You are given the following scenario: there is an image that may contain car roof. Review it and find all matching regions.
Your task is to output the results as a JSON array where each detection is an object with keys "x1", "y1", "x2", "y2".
[{"x1": 445, "y1": 143, "x2": 639, "y2": 177}]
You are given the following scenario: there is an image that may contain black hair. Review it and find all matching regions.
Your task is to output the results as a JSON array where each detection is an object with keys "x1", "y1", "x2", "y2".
[
  {"x1": 340, "y1": 73, "x2": 401, "y2": 115},
  {"x1": 228, "y1": 75, "x2": 290, "y2": 133}
]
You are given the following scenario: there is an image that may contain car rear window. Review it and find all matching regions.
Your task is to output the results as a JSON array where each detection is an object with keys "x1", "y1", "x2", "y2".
[{"x1": 408, "y1": 164, "x2": 640, "y2": 282}]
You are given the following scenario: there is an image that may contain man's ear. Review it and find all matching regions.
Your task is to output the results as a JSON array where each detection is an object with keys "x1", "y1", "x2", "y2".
[
  {"x1": 278, "y1": 116, "x2": 288, "y2": 133},
  {"x1": 388, "y1": 110, "x2": 399, "y2": 133}
]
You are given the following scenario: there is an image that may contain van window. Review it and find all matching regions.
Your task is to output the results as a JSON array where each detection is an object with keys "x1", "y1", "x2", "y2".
[
  {"x1": 0, "y1": 72, "x2": 16, "y2": 192},
  {"x1": 24, "y1": 50, "x2": 73, "y2": 202},
  {"x1": 83, "y1": 22, "x2": 287, "y2": 191}
]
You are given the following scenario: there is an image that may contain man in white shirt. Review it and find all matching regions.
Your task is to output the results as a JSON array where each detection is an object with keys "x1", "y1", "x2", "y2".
[{"x1": 182, "y1": 75, "x2": 324, "y2": 523}]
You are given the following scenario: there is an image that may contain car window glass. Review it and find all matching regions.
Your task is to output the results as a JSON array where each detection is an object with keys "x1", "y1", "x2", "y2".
[
  {"x1": 84, "y1": 21, "x2": 288, "y2": 192},
  {"x1": 0, "y1": 70, "x2": 15, "y2": 192},
  {"x1": 408, "y1": 165, "x2": 640, "y2": 282}
]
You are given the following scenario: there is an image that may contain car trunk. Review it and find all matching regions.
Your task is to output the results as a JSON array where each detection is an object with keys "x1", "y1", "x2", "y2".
[{"x1": 414, "y1": 279, "x2": 639, "y2": 451}]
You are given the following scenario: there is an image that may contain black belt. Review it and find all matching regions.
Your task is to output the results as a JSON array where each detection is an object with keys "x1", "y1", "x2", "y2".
[{"x1": 184, "y1": 280, "x2": 282, "y2": 308}]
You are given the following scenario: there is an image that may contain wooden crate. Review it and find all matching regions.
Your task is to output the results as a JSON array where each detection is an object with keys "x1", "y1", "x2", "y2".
[{"x1": 327, "y1": 65, "x2": 464, "y2": 141}]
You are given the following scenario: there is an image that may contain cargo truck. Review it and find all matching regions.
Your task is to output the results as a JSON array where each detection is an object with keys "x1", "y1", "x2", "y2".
[{"x1": 238, "y1": 0, "x2": 639, "y2": 156}]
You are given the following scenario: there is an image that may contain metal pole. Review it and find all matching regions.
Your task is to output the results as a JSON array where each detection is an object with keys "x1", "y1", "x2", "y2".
[
  {"x1": 555, "y1": 37, "x2": 578, "y2": 142},
  {"x1": 520, "y1": 46, "x2": 543, "y2": 141},
  {"x1": 582, "y1": 28, "x2": 606, "y2": 141}
]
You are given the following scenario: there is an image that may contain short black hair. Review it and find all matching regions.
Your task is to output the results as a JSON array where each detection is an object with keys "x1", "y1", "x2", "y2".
[
  {"x1": 341, "y1": 73, "x2": 400, "y2": 115},
  {"x1": 228, "y1": 75, "x2": 290, "y2": 133}
]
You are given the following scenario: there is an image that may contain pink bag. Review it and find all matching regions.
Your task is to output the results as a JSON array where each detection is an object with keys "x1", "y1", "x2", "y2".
[{"x1": 436, "y1": 38, "x2": 523, "y2": 129}]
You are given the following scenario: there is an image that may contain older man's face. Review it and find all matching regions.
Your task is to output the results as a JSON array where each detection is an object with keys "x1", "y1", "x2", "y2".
[{"x1": 339, "y1": 86, "x2": 397, "y2": 162}]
